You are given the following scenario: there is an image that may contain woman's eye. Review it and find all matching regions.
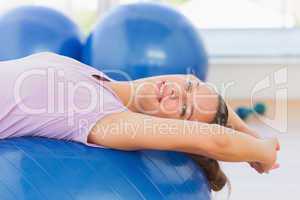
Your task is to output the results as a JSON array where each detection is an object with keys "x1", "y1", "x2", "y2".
[
  {"x1": 186, "y1": 81, "x2": 193, "y2": 92},
  {"x1": 180, "y1": 104, "x2": 187, "y2": 117}
]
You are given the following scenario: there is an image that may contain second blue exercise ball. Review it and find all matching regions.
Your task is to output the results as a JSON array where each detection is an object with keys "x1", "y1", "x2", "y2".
[
  {"x1": 0, "y1": 6, "x2": 83, "y2": 61},
  {"x1": 82, "y1": 3, "x2": 208, "y2": 81}
]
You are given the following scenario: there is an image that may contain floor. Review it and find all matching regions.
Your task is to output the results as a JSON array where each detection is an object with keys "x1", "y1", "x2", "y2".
[
  {"x1": 214, "y1": 134, "x2": 300, "y2": 200},
  {"x1": 214, "y1": 100, "x2": 300, "y2": 200}
]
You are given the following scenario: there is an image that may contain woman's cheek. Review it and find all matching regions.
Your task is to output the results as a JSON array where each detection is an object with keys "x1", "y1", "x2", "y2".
[
  {"x1": 136, "y1": 86, "x2": 158, "y2": 113},
  {"x1": 160, "y1": 99, "x2": 180, "y2": 116}
]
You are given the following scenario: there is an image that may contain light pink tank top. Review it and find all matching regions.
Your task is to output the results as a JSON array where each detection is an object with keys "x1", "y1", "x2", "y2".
[{"x1": 0, "y1": 52, "x2": 127, "y2": 146}]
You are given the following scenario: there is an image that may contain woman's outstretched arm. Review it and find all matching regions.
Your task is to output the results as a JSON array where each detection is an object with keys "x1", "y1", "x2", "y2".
[
  {"x1": 88, "y1": 111, "x2": 278, "y2": 171},
  {"x1": 226, "y1": 105, "x2": 260, "y2": 138}
]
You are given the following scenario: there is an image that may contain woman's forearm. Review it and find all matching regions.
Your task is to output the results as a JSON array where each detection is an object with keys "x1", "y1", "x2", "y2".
[
  {"x1": 226, "y1": 106, "x2": 259, "y2": 138},
  {"x1": 192, "y1": 124, "x2": 267, "y2": 162},
  {"x1": 89, "y1": 111, "x2": 267, "y2": 163}
]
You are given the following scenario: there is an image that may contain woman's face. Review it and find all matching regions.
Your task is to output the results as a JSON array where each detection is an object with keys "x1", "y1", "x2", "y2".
[{"x1": 133, "y1": 75, "x2": 219, "y2": 123}]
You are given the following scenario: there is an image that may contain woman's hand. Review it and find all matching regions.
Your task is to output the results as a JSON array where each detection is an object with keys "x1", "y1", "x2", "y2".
[
  {"x1": 249, "y1": 162, "x2": 280, "y2": 174},
  {"x1": 250, "y1": 138, "x2": 280, "y2": 174}
]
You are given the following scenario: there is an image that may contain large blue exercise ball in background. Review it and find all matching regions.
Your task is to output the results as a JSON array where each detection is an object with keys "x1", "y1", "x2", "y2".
[
  {"x1": 0, "y1": 137, "x2": 211, "y2": 200},
  {"x1": 82, "y1": 3, "x2": 208, "y2": 81},
  {"x1": 0, "y1": 6, "x2": 83, "y2": 61}
]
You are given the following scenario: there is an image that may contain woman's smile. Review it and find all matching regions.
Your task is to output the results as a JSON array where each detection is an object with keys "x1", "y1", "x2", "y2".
[{"x1": 156, "y1": 80, "x2": 167, "y2": 102}]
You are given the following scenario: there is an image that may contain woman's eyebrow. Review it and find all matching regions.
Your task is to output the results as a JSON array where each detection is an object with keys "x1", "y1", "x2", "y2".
[
  {"x1": 190, "y1": 80, "x2": 201, "y2": 91},
  {"x1": 187, "y1": 104, "x2": 194, "y2": 120},
  {"x1": 186, "y1": 81, "x2": 198, "y2": 120}
]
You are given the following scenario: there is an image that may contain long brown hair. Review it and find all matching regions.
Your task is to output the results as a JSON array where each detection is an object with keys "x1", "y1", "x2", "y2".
[
  {"x1": 191, "y1": 95, "x2": 229, "y2": 191},
  {"x1": 188, "y1": 154, "x2": 228, "y2": 192}
]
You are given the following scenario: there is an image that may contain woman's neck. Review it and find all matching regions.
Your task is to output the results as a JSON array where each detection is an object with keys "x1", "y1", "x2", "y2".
[{"x1": 104, "y1": 81, "x2": 138, "y2": 112}]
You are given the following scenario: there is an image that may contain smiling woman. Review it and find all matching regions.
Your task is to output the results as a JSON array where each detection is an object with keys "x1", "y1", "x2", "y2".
[
  {"x1": 0, "y1": 1, "x2": 286, "y2": 199},
  {"x1": 0, "y1": 52, "x2": 280, "y2": 194},
  {"x1": 104, "y1": 74, "x2": 219, "y2": 122}
]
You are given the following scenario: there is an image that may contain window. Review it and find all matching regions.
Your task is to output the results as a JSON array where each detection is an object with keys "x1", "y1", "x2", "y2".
[
  {"x1": 0, "y1": 0, "x2": 100, "y2": 34},
  {"x1": 2, "y1": 0, "x2": 299, "y2": 32},
  {"x1": 134, "y1": 0, "x2": 300, "y2": 29},
  {"x1": 117, "y1": 0, "x2": 300, "y2": 60},
  {"x1": 1, "y1": 0, "x2": 299, "y2": 60}
]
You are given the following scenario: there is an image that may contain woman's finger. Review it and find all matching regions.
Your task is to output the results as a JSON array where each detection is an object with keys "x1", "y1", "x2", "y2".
[
  {"x1": 271, "y1": 163, "x2": 280, "y2": 170},
  {"x1": 251, "y1": 162, "x2": 264, "y2": 174},
  {"x1": 276, "y1": 142, "x2": 280, "y2": 151}
]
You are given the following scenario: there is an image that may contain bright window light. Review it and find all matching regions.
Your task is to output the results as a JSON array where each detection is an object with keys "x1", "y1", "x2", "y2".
[
  {"x1": 1, "y1": 0, "x2": 299, "y2": 32},
  {"x1": 145, "y1": 0, "x2": 300, "y2": 29}
]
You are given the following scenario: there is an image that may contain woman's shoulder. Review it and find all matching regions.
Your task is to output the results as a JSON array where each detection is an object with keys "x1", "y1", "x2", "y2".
[
  {"x1": 29, "y1": 52, "x2": 112, "y2": 79},
  {"x1": 26, "y1": 52, "x2": 68, "y2": 60},
  {"x1": 0, "y1": 52, "x2": 73, "y2": 70},
  {"x1": 25, "y1": 52, "x2": 80, "y2": 66}
]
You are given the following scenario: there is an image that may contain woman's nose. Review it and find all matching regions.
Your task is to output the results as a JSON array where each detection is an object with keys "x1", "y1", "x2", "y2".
[
  {"x1": 169, "y1": 88, "x2": 177, "y2": 99},
  {"x1": 169, "y1": 86, "x2": 185, "y2": 100}
]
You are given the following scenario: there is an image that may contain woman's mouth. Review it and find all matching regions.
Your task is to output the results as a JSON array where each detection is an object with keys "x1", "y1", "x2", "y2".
[{"x1": 156, "y1": 80, "x2": 166, "y2": 102}]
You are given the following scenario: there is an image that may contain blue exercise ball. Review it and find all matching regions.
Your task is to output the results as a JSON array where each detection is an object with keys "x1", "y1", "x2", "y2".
[
  {"x1": 0, "y1": 137, "x2": 211, "y2": 200},
  {"x1": 82, "y1": 3, "x2": 208, "y2": 81},
  {"x1": 0, "y1": 6, "x2": 83, "y2": 61}
]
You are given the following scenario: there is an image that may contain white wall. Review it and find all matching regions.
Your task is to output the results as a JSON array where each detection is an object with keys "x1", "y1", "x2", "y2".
[
  {"x1": 201, "y1": 28, "x2": 300, "y2": 58},
  {"x1": 207, "y1": 61, "x2": 297, "y2": 100},
  {"x1": 201, "y1": 29, "x2": 299, "y2": 100}
]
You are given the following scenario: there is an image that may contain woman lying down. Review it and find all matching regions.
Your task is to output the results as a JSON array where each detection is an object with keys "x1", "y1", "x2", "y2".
[{"x1": 0, "y1": 52, "x2": 280, "y2": 191}]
